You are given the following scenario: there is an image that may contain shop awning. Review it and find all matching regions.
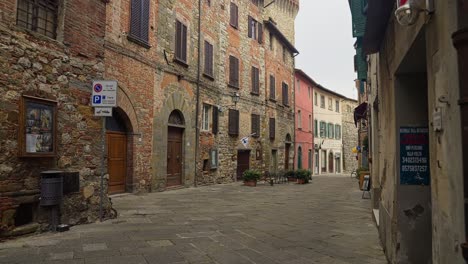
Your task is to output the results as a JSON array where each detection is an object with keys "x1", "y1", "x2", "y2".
[{"x1": 354, "y1": 102, "x2": 368, "y2": 127}]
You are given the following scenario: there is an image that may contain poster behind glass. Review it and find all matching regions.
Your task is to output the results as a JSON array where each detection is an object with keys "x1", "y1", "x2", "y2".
[{"x1": 24, "y1": 100, "x2": 55, "y2": 154}]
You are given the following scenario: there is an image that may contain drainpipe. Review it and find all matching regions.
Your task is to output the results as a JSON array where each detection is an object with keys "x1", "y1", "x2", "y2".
[{"x1": 194, "y1": 0, "x2": 202, "y2": 187}]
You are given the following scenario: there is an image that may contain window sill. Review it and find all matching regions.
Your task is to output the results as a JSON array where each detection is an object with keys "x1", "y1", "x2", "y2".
[
  {"x1": 127, "y1": 35, "x2": 151, "y2": 49},
  {"x1": 174, "y1": 58, "x2": 189, "y2": 67},
  {"x1": 228, "y1": 83, "x2": 240, "y2": 89},
  {"x1": 203, "y1": 73, "x2": 215, "y2": 80},
  {"x1": 269, "y1": 98, "x2": 277, "y2": 103},
  {"x1": 250, "y1": 91, "x2": 260, "y2": 96},
  {"x1": 230, "y1": 24, "x2": 238, "y2": 30},
  {"x1": 228, "y1": 133, "x2": 239, "y2": 137}
]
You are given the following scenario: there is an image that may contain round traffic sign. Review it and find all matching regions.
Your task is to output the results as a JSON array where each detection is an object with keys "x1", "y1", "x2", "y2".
[{"x1": 94, "y1": 83, "x2": 103, "y2": 93}]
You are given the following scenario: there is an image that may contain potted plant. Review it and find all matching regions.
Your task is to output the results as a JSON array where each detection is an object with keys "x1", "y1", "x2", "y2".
[
  {"x1": 243, "y1": 170, "x2": 261, "y2": 187},
  {"x1": 295, "y1": 169, "x2": 311, "y2": 184},
  {"x1": 285, "y1": 170, "x2": 296, "y2": 182}
]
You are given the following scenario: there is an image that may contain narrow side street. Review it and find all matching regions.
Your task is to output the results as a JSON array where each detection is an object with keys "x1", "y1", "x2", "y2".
[{"x1": 0, "y1": 176, "x2": 387, "y2": 264}]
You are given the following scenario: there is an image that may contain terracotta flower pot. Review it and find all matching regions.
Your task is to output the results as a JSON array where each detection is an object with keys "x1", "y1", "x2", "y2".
[
  {"x1": 244, "y1": 180, "x2": 257, "y2": 187},
  {"x1": 288, "y1": 177, "x2": 297, "y2": 182},
  {"x1": 297, "y1": 179, "x2": 306, "y2": 184}
]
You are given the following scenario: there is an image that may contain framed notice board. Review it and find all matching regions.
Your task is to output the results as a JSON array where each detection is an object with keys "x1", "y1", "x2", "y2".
[
  {"x1": 399, "y1": 127, "x2": 430, "y2": 185},
  {"x1": 18, "y1": 95, "x2": 58, "y2": 157}
]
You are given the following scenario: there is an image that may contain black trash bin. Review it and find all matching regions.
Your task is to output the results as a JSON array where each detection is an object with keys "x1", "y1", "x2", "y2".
[{"x1": 40, "y1": 170, "x2": 63, "y2": 206}]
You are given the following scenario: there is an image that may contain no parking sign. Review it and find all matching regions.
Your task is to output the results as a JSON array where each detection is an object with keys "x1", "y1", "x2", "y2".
[{"x1": 91, "y1": 80, "x2": 117, "y2": 107}]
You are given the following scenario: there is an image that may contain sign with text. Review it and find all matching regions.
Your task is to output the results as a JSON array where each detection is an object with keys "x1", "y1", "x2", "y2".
[
  {"x1": 399, "y1": 127, "x2": 430, "y2": 185},
  {"x1": 94, "y1": 107, "x2": 113, "y2": 117},
  {"x1": 91, "y1": 80, "x2": 117, "y2": 107}
]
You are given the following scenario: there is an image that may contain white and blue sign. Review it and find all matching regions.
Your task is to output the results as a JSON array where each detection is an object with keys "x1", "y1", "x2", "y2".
[
  {"x1": 91, "y1": 80, "x2": 117, "y2": 107},
  {"x1": 399, "y1": 127, "x2": 430, "y2": 185}
]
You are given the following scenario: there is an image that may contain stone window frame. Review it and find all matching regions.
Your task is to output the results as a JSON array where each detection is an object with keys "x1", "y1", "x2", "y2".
[{"x1": 18, "y1": 95, "x2": 58, "y2": 157}]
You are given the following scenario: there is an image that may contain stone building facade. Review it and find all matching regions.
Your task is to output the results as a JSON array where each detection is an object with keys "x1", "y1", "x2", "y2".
[
  {"x1": 341, "y1": 98, "x2": 358, "y2": 174},
  {"x1": 0, "y1": 0, "x2": 113, "y2": 237},
  {"x1": 358, "y1": 0, "x2": 468, "y2": 263},
  {"x1": 0, "y1": 0, "x2": 299, "y2": 237},
  {"x1": 312, "y1": 84, "x2": 346, "y2": 175},
  {"x1": 294, "y1": 69, "x2": 314, "y2": 171}
]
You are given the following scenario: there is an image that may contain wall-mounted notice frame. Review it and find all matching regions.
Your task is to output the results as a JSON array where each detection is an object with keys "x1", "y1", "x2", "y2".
[{"x1": 18, "y1": 95, "x2": 57, "y2": 157}]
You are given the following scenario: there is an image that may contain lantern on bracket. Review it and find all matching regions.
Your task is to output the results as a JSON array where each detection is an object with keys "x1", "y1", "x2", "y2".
[{"x1": 395, "y1": 0, "x2": 434, "y2": 26}]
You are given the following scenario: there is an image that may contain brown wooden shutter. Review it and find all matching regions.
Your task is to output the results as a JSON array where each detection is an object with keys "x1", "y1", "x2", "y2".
[
  {"x1": 248, "y1": 16, "x2": 253, "y2": 38},
  {"x1": 269, "y1": 118, "x2": 275, "y2": 139},
  {"x1": 230, "y1": 3, "x2": 238, "y2": 28},
  {"x1": 282, "y1": 82, "x2": 288, "y2": 106},
  {"x1": 251, "y1": 66, "x2": 255, "y2": 93},
  {"x1": 270, "y1": 75, "x2": 275, "y2": 99},
  {"x1": 204, "y1": 41, "x2": 213, "y2": 76},
  {"x1": 251, "y1": 114, "x2": 260, "y2": 137},
  {"x1": 212, "y1": 106, "x2": 218, "y2": 134},
  {"x1": 130, "y1": 0, "x2": 142, "y2": 38},
  {"x1": 140, "y1": 0, "x2": 149, "y2": 42},
  {"x1": 228, "y1": 109, "x2": 239, "y2": 136},
  {"x1": 175, "y1": 20, "x2": 182, "y2": 60},
  {"x1": 258, "y1": 23, "x2": 263, "y2": 44},
  {"x1": 229, "y1": 56, "x2": 235, "y2": 86},
  {"x1": 234, "y1": 4, "x2": 238, "y2": 28},
  {"x1": 182, "y1": 23, "x2": 187, "y2": 61}
]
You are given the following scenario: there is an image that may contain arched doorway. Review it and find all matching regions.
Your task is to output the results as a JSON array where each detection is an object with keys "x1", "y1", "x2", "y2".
[
  {"x1": 167, "y1": 110, "x2": 185, "y2": 187},
  {"x1": 297, "y1": 146, "x2": 302, "y2": 169},
  {"x1": 106, "y1": 108, "x2": 133, "y2": 194},
  {"x1": 285, "y1": 134, "x2": 292, "y2": 170},
  {"x1": 328, "y1": 151, "x2": 334, "y2": 173}
]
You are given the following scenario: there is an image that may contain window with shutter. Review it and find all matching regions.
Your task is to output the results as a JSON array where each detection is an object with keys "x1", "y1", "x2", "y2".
[
  {"x1": 328, "y1": 123, "x2": 334, "y2": 138},
  {"x1": 212, "y1": 106, "x2": 218, "y2": 134},
  {"x1": 269, "y1": 75, "x2": 276, "y2": 100},
  {"x1": 314, "y1": 120, "x2": 318, "y2": 137},
  {"x1": 17, "y1": 0, "x2": 59, "y2": 39},
  {"x1": 251, "y1": 66, "x2": 259, "y2": 95},
  {"x1": 229, "y1": 56, "x2": 239, "y2": 88},
  {"x1": 175, "y1": 20, "x2": 188, "y2": 63},
  {"x1": 297, "y1": 110, "x2": 302, "y2": 129},
  {"x1": 258, "y1": 23, "x2": 263, "y2": 44},
  {"x1": 204, "y1": 41, "x2": 214, "y2": 77},
  {"x1": 127, "y1": 0, "x2": 150, "y2": 47},
  {"x1": 230, "y1": 3, "x2": 238, "y2": 28},
  {"x1": 282, "y1": 82, "x2": 289, "y2": 106},
  {"x1": 269, "y1": 118, "x2": 275, "y2": 139},
  {"x1": 251, "y1": 114, "x2": 260, "y2": 138},
  {"x1": 248, "y1": 16, "x2": 253, "y2": 38},
  {"x1": 320, "y1": 121, "x2": 325, "y2": 138},
  {"x1": 228, "y1": 109, "x2": 239, "y2": 136}
]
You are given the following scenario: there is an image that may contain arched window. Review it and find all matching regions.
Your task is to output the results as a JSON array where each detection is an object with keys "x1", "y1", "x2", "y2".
[{"x1": 168, "y1": 110, "x2": 185, "y2": 126}]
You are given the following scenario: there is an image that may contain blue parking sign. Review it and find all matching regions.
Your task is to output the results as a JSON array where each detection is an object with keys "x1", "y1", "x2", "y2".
[{"x1": 93, "y1": 95, "x2": 102, "y2": 104}]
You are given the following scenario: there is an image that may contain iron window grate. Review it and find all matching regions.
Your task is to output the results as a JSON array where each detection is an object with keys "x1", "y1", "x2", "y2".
[{"x1": 16, "y1": 0, "x2": 58, "y2": 39}]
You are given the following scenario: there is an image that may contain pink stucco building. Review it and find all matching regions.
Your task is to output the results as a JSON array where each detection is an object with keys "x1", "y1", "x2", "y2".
[{"x1": 294, "y1": 69, "x2": 314, "y2": 170}]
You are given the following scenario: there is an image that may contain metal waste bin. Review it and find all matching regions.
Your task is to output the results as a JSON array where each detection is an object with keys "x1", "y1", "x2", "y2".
[{"x1": 40, "y1": 170, "x2": 63, "y2": 206}]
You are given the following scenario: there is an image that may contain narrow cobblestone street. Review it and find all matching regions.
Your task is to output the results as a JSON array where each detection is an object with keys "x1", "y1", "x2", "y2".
[{"x1": 0, "y1": 176, "x2": 387, "y2": 264}]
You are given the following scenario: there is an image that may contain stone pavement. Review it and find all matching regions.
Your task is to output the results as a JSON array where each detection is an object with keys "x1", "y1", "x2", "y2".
[{"x1": 0, "y1": 175, "x2": 387, "y2": 264}]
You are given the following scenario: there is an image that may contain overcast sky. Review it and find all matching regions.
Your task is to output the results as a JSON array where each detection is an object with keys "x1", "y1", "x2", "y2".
[{"x1": 295, "y1": 1, "x2": 357, "y2": 99}]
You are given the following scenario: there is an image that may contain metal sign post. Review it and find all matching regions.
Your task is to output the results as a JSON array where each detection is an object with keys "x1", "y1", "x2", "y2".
[{"x1": 92, "y1": 80, "x2": 117, "y2": 222}]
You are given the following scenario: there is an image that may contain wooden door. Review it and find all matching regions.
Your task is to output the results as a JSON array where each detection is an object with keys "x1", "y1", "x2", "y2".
[
  {"x1": 271, "y1": 150, "x2": 278, "y2": 174},
  {"x1": 328, "y1": 152, "x2": 334, "y2": 173},
  {"x1": 107, "y1": 132, "x2": 127, "y2": 194},
  {"x1": 285, "y1": 144, "x2": 290, "y2": 170},
  {"x1": 237, "y1": 150, "x2": 250, "y2": 180},
  {"x1": 167, "y1": 127, "x2": 183, "y2": 187}
]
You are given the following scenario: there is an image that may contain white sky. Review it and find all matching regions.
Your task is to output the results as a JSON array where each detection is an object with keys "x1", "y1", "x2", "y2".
[{"x1": 295, "y1": 0, "x2": 358, "y2": 99}]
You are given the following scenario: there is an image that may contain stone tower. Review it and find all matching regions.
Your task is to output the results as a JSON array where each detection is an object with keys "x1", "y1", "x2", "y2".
[{"x1": 264, "y1": 0, "x2": 299, "y2": 43}]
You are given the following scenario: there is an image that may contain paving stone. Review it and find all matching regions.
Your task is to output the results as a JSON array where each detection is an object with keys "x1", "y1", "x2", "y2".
[
  {"x1": 82, "y1": 243, "x2": 108, "y2": 252},
  {"x1": 0, "y1": 177, "x2": 387, "y2": 264}
]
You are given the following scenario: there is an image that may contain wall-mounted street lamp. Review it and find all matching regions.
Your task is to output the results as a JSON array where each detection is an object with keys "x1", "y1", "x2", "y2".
[{"x1": 217, "y1": 92, "x2": 240, "y2": 112}]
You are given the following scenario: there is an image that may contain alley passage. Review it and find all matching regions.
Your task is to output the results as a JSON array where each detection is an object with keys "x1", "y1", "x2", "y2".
[{"x1": 0, "y1": 176, "x2": 387, "y2": 264}]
